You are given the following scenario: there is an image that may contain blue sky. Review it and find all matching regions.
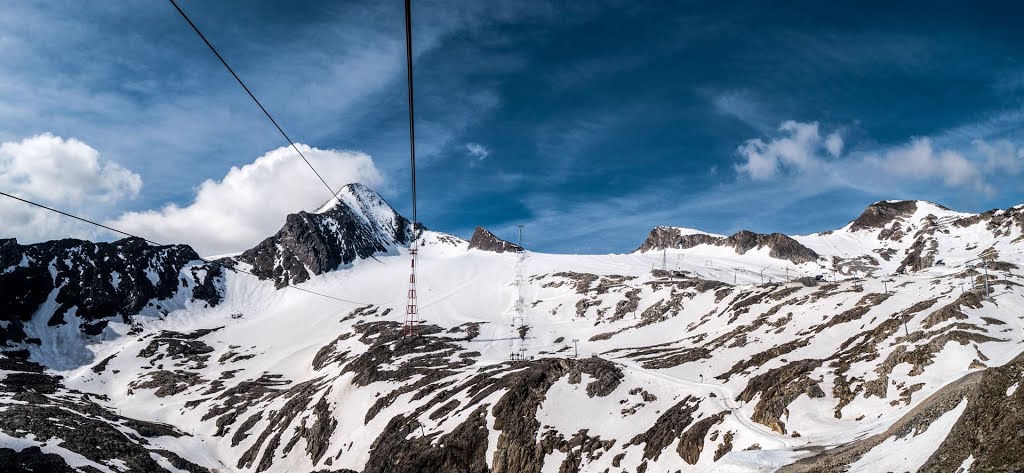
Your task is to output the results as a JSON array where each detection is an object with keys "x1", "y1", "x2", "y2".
[{"x1": 2, "y1": 1, "x2": 1024, "y2": 254}]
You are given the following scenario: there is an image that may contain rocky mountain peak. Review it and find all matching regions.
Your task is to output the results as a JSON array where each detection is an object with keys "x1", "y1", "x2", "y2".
[
  {"x1": 727, "y1": 230, "x2": 820, "y2": 264},
  {"x1": 848, "y1": 200, "x2": 919, "y2": 232},
  {"x1": 847, "y1": 200, "x2": 954, "y2": 232},
  {"x1": 237, "y1": 183, "x2": 415, "y2": 287},
  {"x1": 316, "y1": 182, "x2": 386, "y2": 214},
  {"x1": 635, "y1": 227, "x2": 722, "y2": 253},
  {"x1": 636, "y1": 227, "x2": 819, "y2": 265},
  {"x1": 467, "y1": 227, "x2": 523, "y2": 253}
]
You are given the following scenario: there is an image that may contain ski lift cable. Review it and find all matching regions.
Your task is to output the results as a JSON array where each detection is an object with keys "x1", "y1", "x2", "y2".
[
  {"x1": 0, "y1": 191, "x2": 374, "y2": 306},
  {"x1": 166, "y1": 0, "x2": 339, "y2": 201},
  {"x1": 404, "y1": 0, "x2": 418, "y2": 228},
  {"x1": 401, "y1": 0, "x2": 422, "y2": 338}
]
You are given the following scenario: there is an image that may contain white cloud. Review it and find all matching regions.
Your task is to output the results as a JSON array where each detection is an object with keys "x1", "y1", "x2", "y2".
[
  {"x1": 0, "y1": 133, "x2": 141, "y2": 204},
  {"x1": 107, "y1": 144, "x2": 383, "y2": 256},
  {"x1": 465, "y1": 142, "x2": 490, "y2": 160},
  {"x1": 735, "y1": 121, "x2": 839, "y2": 179},
  {"x1": 825, "y1": 133, "x2": 844, "y2": 157},
  {"x1": 863, "y1": 138, "x2": 990, "y2": 193},
  {"x1": 0, "y1": 133, "x2": 141, "y2": 242},
  {"x1": 734, "y1": 120, "x2": 1018, "y2": 195},
  {"x1": 974, "y1": 138, "x2": 1024, "y2": 175},
  {"x1": 709, "y1": 90, "x2": 771, "y2": 132}
]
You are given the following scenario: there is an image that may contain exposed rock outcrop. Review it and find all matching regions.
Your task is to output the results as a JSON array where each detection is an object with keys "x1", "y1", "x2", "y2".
[
  {"x1": 236, "y1": 183, "x2": 414, "y2": 288},
  {"x1": 636, "y1": 228, "x2": 819, "y2": 264},
  {"x1": 635, "y1": 227, "x2": 721, "y2": 253},
  {"x1": 467, "y1": 226, "x2": 523, "y2": 253},
  {"x1": 781, "y1": 350, "x2": 1024, "y2": 472},
  {"x1": 848, "y1": 200, "x2": 934, "y2": 232},
  {"x1": 0, "y1": 237, "x2": 223, "y2": 345},
  {"x1": 0, "y1": 351, "x2": 209, "y2": 473}
]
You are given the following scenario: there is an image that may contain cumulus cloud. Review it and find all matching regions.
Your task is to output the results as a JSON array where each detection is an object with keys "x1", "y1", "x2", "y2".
[
  {"x1": 735, "y1": 121, "x2": 841, "y2": 179},
  {"x1": 465, "y1": 142, "x2": 490, "y2": 160},
  {"x1": 0, "y1": 133, "x2": 141, "y2": 242},
  {"x1": 862, "y1": 138, "x2": 990, "y2": 193},
  {"x1": 734, "y1": 120, "x2": 1024, "y2": 196},
  {"x1": 106, "y1": 144, "x2": 383, "y2": 256}
]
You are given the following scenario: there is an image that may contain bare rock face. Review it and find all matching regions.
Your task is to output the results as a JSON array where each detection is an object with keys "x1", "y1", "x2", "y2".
[
  {"x1": 468, "y1": 226, "x2": 523, "y2": 253},
  {"x1": 636, "y1": 228, "x2": 819, "y2": 265},
  {"x1": 953, "y1": 205, "x2": 1024, "y2": 240},
  {"x1": 848, "y1": 200, "x2": 926, "y2": 232},
  {"x1": 918, "y1": 350, "x2": 1024, "y2": 472},
  {"x1": 0, "y1": 237, "x2": 223, "y2": 345},
  {"x1": 236, "y1": 183, "x2": 414, "y2": 288},
  {"x1": 635, "y1": 227, "x2": 721, "y2": 253},
  {"x1": 727, "y1": 230, "x2": 819, "y2": 264},
  {"x1": 738, "y1": 359, "x2": 826, "y2": 434},
  {"x1": 0, "y1": 446, "x2": 78, "y2": 473},
  {"x1": 781, "y1": 351, "x2": 1024, "y2": 472},
  {"x1": 0, "y1": 350, "x2": 209, "y2": 473}
]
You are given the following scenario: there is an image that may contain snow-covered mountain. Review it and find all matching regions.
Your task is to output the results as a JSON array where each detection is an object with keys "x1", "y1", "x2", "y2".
[
  {"x1": 237, "y1": 183, "x2": 416, "y2": 288},
  {"x1": 2, "y1": 191, "x2": 1023, "y2": 472}
]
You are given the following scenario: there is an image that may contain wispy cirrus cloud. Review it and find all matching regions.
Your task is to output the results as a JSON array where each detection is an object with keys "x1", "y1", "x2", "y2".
[
  {"x1": 465, "y1": 142, "x2": 490, "y2": 160},
  {"x1": 708, "y1": 90, "x2": 774, "y2": 133},
  {"x1": 0, "y1": 0, "x2": 522, "y2": 214},
  {"x1": 493, "y1": 117, "x2": 1024, "y2": 254}
]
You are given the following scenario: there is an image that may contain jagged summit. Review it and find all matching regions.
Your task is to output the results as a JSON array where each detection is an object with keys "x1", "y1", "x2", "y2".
[
  {"x1": 315, "y1": 182, "x2": 388, "y2": 214},
  {"x1": 847, "y1": 200, "x2": 919, "y2": 232},
  {"x1": 651, "y1": 226, "x2": 725, "y2": 238},
  {"x1": 467, "y1": 226, "x2": 523, "y2": 253},
  {"x1": 237, "y1": 183, "x2": 414, "y2": 288},
  {"x1": 846, "y1": 200, "x2": 956, "y2": 232},
  {"x1": 636, "y1": 227, "x2": 819, "y2": 265}
]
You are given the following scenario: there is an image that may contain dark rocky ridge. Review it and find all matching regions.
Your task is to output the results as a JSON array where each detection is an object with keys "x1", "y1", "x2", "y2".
[
  {"x1": 848, "y1": 200, "x2": 947, "y2": 232},
  {"x1": 636, "y1": 228, "x2": 819, "y2": 264},
  {"x1": 0, "y1": 350, "x2": 210, "y2": 472},
  {"x1": 236, "y1": 183, "x2": 414, "y2": 288},
  {"x1": 0, "y1": 237, "x2": 223, "y2": 346},
  {"x1": 467, "y1": 226, "x2": 523, "y2": 253}
]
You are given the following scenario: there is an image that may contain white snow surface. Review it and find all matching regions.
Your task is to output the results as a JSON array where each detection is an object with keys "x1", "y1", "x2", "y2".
[
  {"x1": 848, "y1": 399, "x2": 968, "y2": 473},
  {"x1": 5, "y1": 199, "x2": 1024, "y2": 472}
]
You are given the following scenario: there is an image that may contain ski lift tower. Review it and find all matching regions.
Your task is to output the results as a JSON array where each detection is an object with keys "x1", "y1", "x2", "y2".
[
  {"x1": 403, "y1": 236, "x2": 420, "y2": 337},
  {"x1": 511, "y1": 226, "x2": 528, "y2": 361}
]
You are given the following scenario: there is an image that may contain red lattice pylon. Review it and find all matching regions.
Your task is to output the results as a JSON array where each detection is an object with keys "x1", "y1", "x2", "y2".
[{"x1": 403, "y1": 244, "x2": 419, "y2": 337}]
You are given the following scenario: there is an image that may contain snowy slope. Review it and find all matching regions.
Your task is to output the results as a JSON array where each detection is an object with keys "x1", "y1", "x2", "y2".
[{"x1": 2, "y1": 195, "x2": 1024, "y2": 472}]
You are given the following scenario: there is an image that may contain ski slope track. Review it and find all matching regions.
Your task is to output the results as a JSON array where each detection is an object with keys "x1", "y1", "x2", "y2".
[{"x1": 2, "y1": 190, "x2": 1024, "y2": 472}]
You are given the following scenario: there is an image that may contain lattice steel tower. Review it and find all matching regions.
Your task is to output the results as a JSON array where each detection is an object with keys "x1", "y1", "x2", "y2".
[
  {"x1": 511, "y1": 225, "x2": 527, "y2": 360},
  {"x1": 403, "y1": 240, "x2": 419, "y2": 337}
]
